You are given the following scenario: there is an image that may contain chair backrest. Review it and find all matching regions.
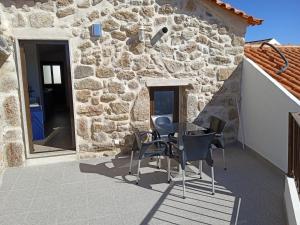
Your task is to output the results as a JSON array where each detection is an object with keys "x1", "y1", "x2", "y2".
[
  {"x1": 209, "y1": 116, "x2": 226, "y2": 134},
  {"x1": 182, "y1": 133, "x2": 215, "y2": 162},
  {"x1": 155, "y1": 116, "x2": 172, "y2": 126},
  {"x1": 151, "y1": 114, "x2": 173, "y2": 126},
  {"x1": 151, "y1": 115, "x2": 173, "y2": 136}
]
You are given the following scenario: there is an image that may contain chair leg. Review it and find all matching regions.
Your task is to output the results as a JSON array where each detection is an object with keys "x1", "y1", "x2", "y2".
[
  {"x1": 222, "y1": 148, "x2": 227, "y2": 170},
  {"x1": 211, "y1": 166, "x2": 215, "y2": 195},
  {"x1": 156, "y1": 156, "x2": 161, "y2": 169},
  {"x1": 167, "y1": 157, "x2": 171, "y2": 183},
  {"x1": 159, "y1": 156, "x2": 161, "y2": 169},
  {"x1": 129, "y1": 151, "x2": 134, "y2": 175},
  {"x1": 136, "y1": 159, "x2": 141, "y2": 185},
  {"x1": 199, "y1": 160, "x2": 202, "y2": 179},
  {"x1": 182, "y1": 169, "x2": 186, "y2": 199}
]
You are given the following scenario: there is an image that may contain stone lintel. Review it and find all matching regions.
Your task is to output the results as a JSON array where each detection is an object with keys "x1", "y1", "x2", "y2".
[
  {"x1": 144, "y1": 78, "x2": 192, "y2": 87},
  {"x1": 12, "y1": 28, "x2": 72, "y2": 40}
]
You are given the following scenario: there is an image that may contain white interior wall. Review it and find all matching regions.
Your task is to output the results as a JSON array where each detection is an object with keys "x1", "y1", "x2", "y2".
[{"x1": 238, "y1": 58, "x2": 300, "y2": 172}]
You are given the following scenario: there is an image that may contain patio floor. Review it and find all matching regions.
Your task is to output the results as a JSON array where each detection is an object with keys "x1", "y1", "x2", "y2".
[{"x1": 0, "y1": 144, "x2": 286, "y2": 225}]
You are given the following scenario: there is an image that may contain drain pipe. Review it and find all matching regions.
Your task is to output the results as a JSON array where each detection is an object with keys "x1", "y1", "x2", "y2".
[{"x1": 260, "y1": 42, "x2": 289, "y2": 75}]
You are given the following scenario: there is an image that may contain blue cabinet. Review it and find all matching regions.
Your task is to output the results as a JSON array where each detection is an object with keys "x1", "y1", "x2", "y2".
[{"x1": 30, "y1": 105, "x2": 44, "y2": 140}]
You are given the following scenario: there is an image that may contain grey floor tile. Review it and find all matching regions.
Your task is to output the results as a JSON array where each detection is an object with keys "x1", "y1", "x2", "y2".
[
  {"x1": 56, "y1": 205, "x2": 88, "y2": 223},
  {"x1": 60, "y1": 181, "x2": 87, "y2": 195},
  {"x1": 87, "y1": 192, "x2": 116, "y2": 218},
  {"x1": 24, "y1": 209, "x2": 57, "y2": 225},
  {"x1": 58, "y1": 193, "x2": 87, "y2": 209},
  {"x1": 0, "y1": 190, "x2": 33, "y2": 216},
  {"x1": 0, "y1": 213, "x2": 27, "y2": 225},
  {"x1": 57, "y1": 219, "x2": 89, "y2": 225},
  {"x1": 89, "y1": 215, "x2": 123, "y2": 225},
  {"x1": 30, "y1": 195, "x2": 60, "y2": 211},
  {"x1": 0, "y1": 144, "x2": 286, "y2": 225}
]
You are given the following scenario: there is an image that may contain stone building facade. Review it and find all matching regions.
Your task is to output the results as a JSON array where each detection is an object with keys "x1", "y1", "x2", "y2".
[{"x1": 0, "y1": 0, "x2": 261, "y2": 170}]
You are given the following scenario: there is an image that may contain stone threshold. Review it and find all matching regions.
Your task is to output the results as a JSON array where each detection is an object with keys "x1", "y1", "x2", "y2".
[{"x1": 25, "y1": 152, "x2": 77, "y2": 167}]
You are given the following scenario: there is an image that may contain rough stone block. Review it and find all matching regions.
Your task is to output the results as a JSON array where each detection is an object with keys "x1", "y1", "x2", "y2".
[
  {"x1": 111, "y1": 31, "x2": 127, "y2": 41},
  {"x1": 92, "y1": 121, "x2": 116, "y2": 133},
  {"x1": 77, "y1": 104, "x2": 104, "y2": 116},
  {"x1": 96, "y1": 67, "x2": 115, "y2": 78},
  {"x1": 108, "y1": 81, "x2": 125, "y2": 94},
  {"x1": 217, "y1": 68, "x2": 235, "y2": 81},
  {"x1": 57, "y1": 0, "x2": 74, "y2": 7},
  {"x1": 110, "y1": 102, "x2": 130, "y2": 114},
  {"x1": 3, "y1": 129, "x2": 22, "y2": 141},
  {"x1": 76, "y1": 90, "x2": 91, "y2": 103},
  {"x1": 77, "y1": 118, "x2": 89, "y2": 139},
  {"x1": 0, "y1": 75, "x2": 18, "y2": 92},
  {"x1": 57, "y1": 7, "x2": 75, "y2": 18},
  {"x1": 100, "y1": 94, "x2": 117, "y2": 103},
  {"x1": 112, "y1": 10, "x2": 138, "y2": 22},
  {"x1": 77, "y1": 0, "x2": 91, "y2": 8},
  {"x1": 88, "y1": 10, "x2": 100, "y2": 21},
  {"x1": 5, "y1": 142, "x2": 23, "y2": 167},
  {"x1": 74, "y1": 65, "x2": 94, "y2": 79},
  {"x1": 12, "y1": 13, "x2": 26, "y2": 27},
  {"x1": 131, "y1": 87, "x2": 150, "y2": 121},
  {"x1": 208, "y1": 56, "x2": 231, "y2": 65},
  {"x1": 127, "y1": 80, "x2": 139, "y2": 90},
  {"x1": 116, "y1": 71, "x2": 135, "y2": 80},
  {"x1": 74, "y1": 78, "x2": 103, "y2": 90},
  {"x1": 29, "y1": 12, "x2": 54, "y2": 28},
  {"x1": 163, "y1": 59, "x2": 183, "y2": 73},
  {"x1": 3, "y1": 96, "x2": 20, "y2": 126},
  {"x1": 121, "y1": 92, "x2": 135, "y2": 101}
]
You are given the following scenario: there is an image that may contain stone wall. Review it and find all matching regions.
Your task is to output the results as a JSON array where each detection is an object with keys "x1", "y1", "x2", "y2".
[
  {"x1": 0, "y1": 0, "x2": 248, "y2": 164},
  {"x1": 0, "y1": 7, "x2": 25, "y2": 172}
]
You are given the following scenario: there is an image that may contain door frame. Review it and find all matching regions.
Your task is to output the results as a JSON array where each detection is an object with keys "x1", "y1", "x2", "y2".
[{"x1": 15, "y1": 37, "x2": 77, "y2": 159}]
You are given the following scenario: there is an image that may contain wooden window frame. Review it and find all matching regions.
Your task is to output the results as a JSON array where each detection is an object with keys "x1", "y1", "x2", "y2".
[{"x1": 149, "y1": 86, "x2": 179, "y2": 122}]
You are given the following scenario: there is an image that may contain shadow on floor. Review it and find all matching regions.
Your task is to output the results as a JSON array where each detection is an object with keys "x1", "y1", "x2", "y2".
[{"x1": 79, "y1": 143, "x2": 284, "y2": 225}]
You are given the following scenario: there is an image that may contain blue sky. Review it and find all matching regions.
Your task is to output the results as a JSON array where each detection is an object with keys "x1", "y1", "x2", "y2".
[{"x1": 224, "y1": 0, "x2": 300, "y2": 44}]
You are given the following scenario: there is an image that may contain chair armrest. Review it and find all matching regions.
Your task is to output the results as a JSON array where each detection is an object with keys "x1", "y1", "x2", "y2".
[
  {"x1": 144, "y1": 139, "x2": 168, "y2": 147},
  {"x1": 139, "y1": 131, "x2": 155, "y2": 137},
  {"x1": 169, "y1": 142, "x2": 184, "y2": 151},
  {"x1": 215, "y1": 133, "x2": 224, "y2": 137}
]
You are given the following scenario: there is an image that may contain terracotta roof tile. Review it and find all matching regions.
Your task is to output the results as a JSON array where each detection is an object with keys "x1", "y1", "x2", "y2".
[
  {"x1": 208, "y1": 0, "x2": 263, "y2": 25},
  {"x1": 245, "y1": 45, "x2": 300, "y2": 99}
]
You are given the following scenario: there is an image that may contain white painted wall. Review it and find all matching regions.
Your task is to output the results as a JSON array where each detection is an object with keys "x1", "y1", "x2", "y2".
[{"x1": 238, "y1": 58, "x2": 300, "y2": 172}]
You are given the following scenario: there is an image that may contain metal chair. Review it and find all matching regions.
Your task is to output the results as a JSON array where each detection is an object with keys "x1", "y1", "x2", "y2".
[
  {"x1": 129, "y1": 131, "x2": 170, "y2": 184},
  {"x1": 151, "y1": 115, "x2": 173, "y2": 168},
  {"x1": 170, "y1": 133, "x2": 215, "y2": 198},
  {"x1": 204, "y1": 116, "x2": 227, "y2": 170}
]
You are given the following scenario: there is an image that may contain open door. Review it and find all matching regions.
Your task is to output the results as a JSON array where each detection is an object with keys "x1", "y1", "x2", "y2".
[
  {"x1": 20, "y1": 46, "x2": 34, "y2": 152},
  {"x1": 19, "y1": 40, "x2": 75, "y2": 154}
]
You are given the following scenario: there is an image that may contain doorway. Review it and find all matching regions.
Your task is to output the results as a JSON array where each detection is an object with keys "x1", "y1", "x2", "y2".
[
  {"x1": 19, "y1": 40, "x2": 75, "y2": 154},
  {"x1": 149, "y1": 86, "x2": 179, "y2": 123}
]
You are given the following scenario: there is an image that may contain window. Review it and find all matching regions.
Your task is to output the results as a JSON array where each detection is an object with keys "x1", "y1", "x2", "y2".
[
  {"x1": 42, "y1": 64, "x2": 62, "y2": 85},
  {"x1": 52, "y1": 65, "x2": 62, "y2": 84},
  {"x1": 42, "y1": 65, "x2": 52, "y2": 84},
  {"x1": 150, "y1": 87, "x2": 179, "y2": 122}
]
